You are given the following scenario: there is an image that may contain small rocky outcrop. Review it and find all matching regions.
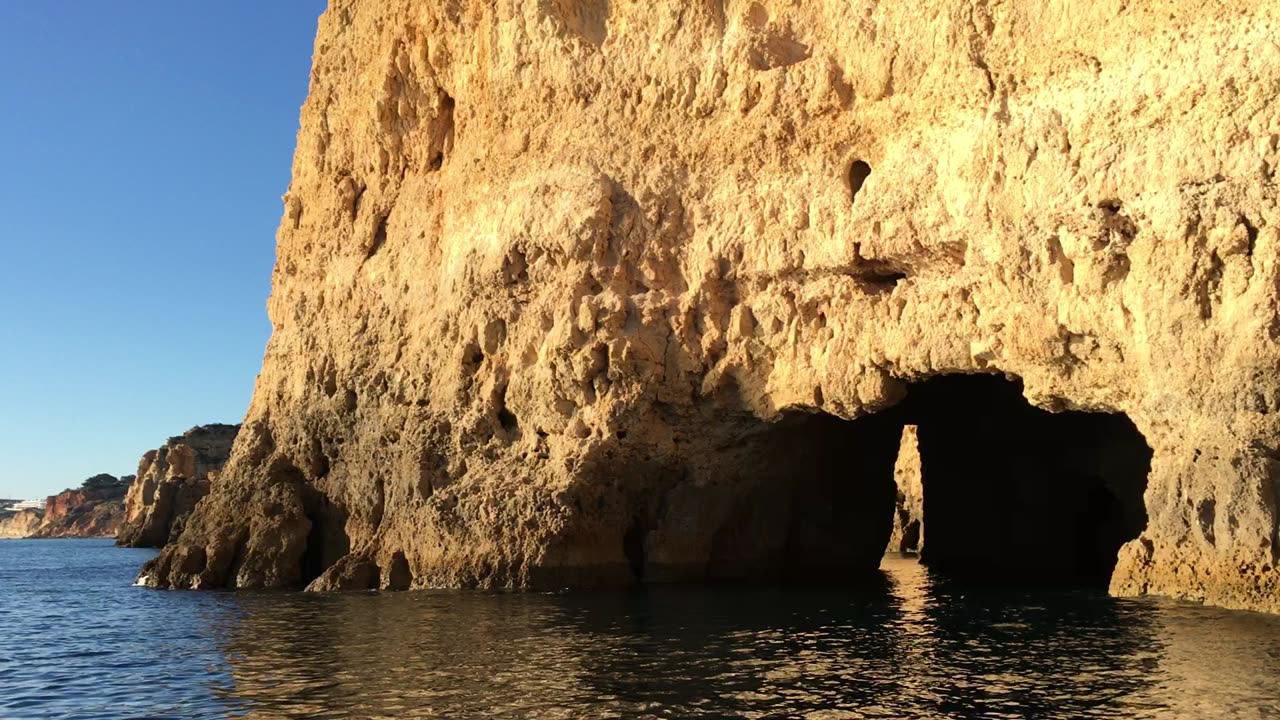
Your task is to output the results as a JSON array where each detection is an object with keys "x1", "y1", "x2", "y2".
[
  {"x1": 117, "y1": 424, "x2": 239, "y2": 548},
  {"x1": 886, "y1": 426, "x2": 924, "y2": 554},
  {"x1": 0, "y1": 509, "x2": 44, "y2": 539},
  {"x1": 30, "y1": 474, "x2": 133, "y2": 538}
]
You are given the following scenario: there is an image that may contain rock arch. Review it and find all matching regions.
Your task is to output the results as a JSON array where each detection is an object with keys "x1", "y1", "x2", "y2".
[
  {"x1": 890, "y1": 375, "x2": 1152, "y2": 588},
  {"x1": 582, "y1": 373, "x2": 1151, "y2": 590}
]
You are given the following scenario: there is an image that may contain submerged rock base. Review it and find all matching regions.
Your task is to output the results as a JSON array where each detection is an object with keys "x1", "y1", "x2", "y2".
[{"x1": 144, "y1": 0, "x2": 1280, "y2": 612}]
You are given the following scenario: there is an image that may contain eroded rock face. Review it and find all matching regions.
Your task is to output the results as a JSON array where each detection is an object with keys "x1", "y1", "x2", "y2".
[
  {"x1": 145, "y1": 0, "x2": 1280, "y2": 611},
  {"x1": 117, "y1": 424, "x2": 240, "y2": 548}
]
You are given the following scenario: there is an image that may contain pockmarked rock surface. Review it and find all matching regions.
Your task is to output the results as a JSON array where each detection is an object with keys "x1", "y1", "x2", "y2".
[
  {"x1": 117, "y1": 424, "x2": 240, "y2": 548},
  {"x1": 144, "y1": 0, "x2": 1280, "y2": 611}
]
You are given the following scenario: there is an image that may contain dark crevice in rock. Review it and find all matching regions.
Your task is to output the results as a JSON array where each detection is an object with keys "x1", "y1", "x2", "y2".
[
  {"x1": 747, "y1": 33, "x2": 811, "y2": 71},
  {"x1": 435, "y1": 90, "x2": 455, "y2": 169},
  {"x1": 502, "y1": 249, "x2": 530, "y2": 285},
  {"x1": 495, "y1": 381, "x2": 519, "y2": 434},
  {"x1": 368, "y1": 476, "x2": 387, "y2": 531},
  {"x1": 849, "y1": 256, "x2": 911, "y2": 293},
  {"x1": 849, "y1": 160, "x2": 872, "y2": 203},
  {"x1": 498, "y1": 406, "x2": 519, "y2": 433},
  {"x1": 1199, "y1": 251, "x2": 1225, "y2": 319},
  {"x1": 545, "y1": 0, "x2": 610, "y2": 45},
  {"x1": 386, "y1": 551, "x2": 413, "y2": 591},
  {"x1": 226, "y1": 536, "x2": 249, "y2": 589},
  {"x1": 368, "y1": 213, "x2": 388, "y2": 257},
  {"x1": 308, "y1": 438, "x2": 331, "y2": 480},
  {"x1": 1098, "y1": 199, "x2": 1138, "y2": 244},
  {"x1": 898, "y1": 518, "x2": 921, "y2": 552},
  {"x1": 351, "y1": 183, "x2": 367, "y2": 220},
  {"x1": 461, "y1": 342, "x2": 484, "y2": 376},
  {"x1": 416, "y1": 443, "x2": 446, "y2": 500},
  {"x1": 1197, "y1": 499, "x2": 1217, "y2": 544},
  {"x1": 857, "y1": 259, "x2": 908, "y2": 292},
  {"x1": 1242, "y1": 215, "x2": 1259, "y2": 256},
  {"x1": 299, "y1": 486, "x2": 351, "y2": 587},
  {"x1": 322, "y1": 378, "x2": 337, "y2": 398},
  {"x1": 623, "y1": 518, "x2": 647, "y2": 581}
]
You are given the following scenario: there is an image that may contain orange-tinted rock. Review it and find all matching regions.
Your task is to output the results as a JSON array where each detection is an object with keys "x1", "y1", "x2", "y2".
[
  {"x1": 30, "y1": 475, "x2": 131, "y2": 538},
  {"x1": 117, "y1": 425, "x2": 239, "y2": 548}
]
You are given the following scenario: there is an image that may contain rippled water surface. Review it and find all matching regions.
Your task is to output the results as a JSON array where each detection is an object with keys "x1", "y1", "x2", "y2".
[{"x1": 3, "y1": 540, "x2": 1280, "y2": 718}]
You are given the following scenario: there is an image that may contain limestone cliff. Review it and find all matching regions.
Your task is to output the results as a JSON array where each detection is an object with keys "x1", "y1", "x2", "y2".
[
  {"x1": 31, "y1": 475, "x2": 132, "y2": 539},
  {"x1": 117, "y1": 424, "x2": 239, "y2": 548},
  {"x1": 143, "y1": 0, "x2": 1280, "y2": 611},
  {"x1": 0, "y1": 510, "x2": 43, "y2": 539}
]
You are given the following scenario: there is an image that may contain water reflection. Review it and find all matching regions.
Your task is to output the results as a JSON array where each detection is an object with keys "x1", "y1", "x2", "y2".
[
  {"x1": 205, "y1": 556, "x2": 1280, "y2": 719},
  {"x1": 1144, "y1": 601, "x2": 1280, "y2": 719}
]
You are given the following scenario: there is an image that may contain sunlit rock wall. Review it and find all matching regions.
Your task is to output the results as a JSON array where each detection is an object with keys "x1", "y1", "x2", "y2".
[{"x1": 144, "y1": 0, "x2": 1280, "y2": 612}]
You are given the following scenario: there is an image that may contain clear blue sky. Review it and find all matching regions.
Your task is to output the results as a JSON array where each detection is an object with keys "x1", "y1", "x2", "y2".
[{"x1": 0, "y1": 2, "x2": 328, "y2": 499}]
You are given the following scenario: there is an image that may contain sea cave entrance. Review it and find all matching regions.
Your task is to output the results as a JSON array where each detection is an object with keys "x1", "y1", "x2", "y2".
[
  {"x1": 676, "y1": 374, "x2": 1152, "y2": 590},
  {"x1": 895, "y1": 375, "x2": 1152, "y2": 587}
]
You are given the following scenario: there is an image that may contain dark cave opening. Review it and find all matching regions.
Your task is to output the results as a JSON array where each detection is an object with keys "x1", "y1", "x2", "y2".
[
  {"x1": 849, "y1": 159, "x2": 872, "y2": 202},
  {"x1": 696, "y1": 410, "x2": 904, "y2": 583},
  {"x1": 386, "y1": 551, "x2": 413, "y2": 591},
  {"x1": 674, "y1": 374, "x2": 1151, "y2": 590},
  {"x1": 299, "y1": 486, "x2": 351, "y2": 587},
  {"x1": 896, "y1": 375, "x2": 1153, "y2": 588}
]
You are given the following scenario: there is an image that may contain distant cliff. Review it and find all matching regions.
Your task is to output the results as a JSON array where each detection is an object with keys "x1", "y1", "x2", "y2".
[
  {"x1": 0, "y1": 509, "x2": 43, "y2": 538},
  {"x1": 29, "y1": 474, "x2": 133, "y2": 538},
  {"x1": 117, "y1": 425, "x2": 239, "y2": 548}
]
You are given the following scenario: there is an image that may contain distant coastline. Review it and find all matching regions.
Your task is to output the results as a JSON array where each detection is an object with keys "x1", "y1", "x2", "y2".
[
  {"x1": 0, "y1": 474, "x2": 130, "y2": 539},
  {"x1": 0, "y1": 424, "x2": 238, "y2": 545}
]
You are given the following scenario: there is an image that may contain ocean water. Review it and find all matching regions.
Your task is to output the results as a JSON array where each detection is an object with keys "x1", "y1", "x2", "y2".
[{"x1": 2, "y1": 540, "x2": 1280, "y2": 719}]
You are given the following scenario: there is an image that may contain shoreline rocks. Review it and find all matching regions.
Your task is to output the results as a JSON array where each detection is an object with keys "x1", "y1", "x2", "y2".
[{"x1": 143, "y1": 0, "x2": 1280, "y2": 614}]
